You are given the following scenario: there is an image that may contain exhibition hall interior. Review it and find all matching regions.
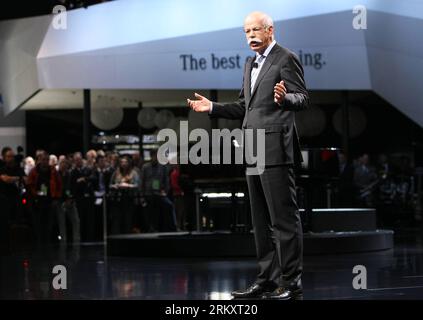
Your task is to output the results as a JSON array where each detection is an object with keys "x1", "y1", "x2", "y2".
[{"x1": 1, "y1": 0, "x2": 423, "y2": 301}]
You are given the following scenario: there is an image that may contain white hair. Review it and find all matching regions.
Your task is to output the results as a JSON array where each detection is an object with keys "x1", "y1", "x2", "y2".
[
  {"x1": 245, "y1": 11, "x2": 275, "y2": 39},
  {"x1": 49, "y1": 154, "x2": 58, "y2": 165},
  {"x1": 261, "y1": 13, "x2": 274, "y2": 29}
]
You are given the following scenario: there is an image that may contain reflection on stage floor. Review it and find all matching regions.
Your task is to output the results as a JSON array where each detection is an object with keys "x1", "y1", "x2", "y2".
[{"x1": 1, "y1": 228, "x2": 423, "y2": 300}]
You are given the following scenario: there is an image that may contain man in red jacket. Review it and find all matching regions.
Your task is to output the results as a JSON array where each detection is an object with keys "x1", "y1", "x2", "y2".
[
  {"x1": 170, "y1": 164, "x2": 186, "y2": 231},
  {"x1": 27, "y1": 151, "x2": 62, "y2": 247}
]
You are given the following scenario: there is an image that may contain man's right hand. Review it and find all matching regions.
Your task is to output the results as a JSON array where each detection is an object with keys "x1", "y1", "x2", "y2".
[{"x1": 187, "y1": 93, "x2": 212, "y2": 113}]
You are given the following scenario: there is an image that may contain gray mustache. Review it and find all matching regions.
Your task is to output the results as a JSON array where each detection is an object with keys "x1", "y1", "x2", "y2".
[{"x1": 248, "y1": 38, "x2": 263, "y2": 45}]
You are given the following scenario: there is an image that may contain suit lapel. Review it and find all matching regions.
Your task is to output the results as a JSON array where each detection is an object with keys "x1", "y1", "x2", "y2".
[
  {"x1": 250, "y1": 44, "x2": 280, "y2": 100},
  {"x1": 244, "y1": 56, "x2": 254, "y2": 102}
]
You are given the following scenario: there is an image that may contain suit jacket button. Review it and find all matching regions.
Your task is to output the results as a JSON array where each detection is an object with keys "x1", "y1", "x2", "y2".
[{"x1": 248, "y1": 107, "x2": 252, "y2": 111}]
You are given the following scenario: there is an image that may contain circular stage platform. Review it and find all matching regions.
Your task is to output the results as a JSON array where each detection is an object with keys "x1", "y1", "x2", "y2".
[{"x1": 107, "y1": 230, "x2": 394, "y2": 257}]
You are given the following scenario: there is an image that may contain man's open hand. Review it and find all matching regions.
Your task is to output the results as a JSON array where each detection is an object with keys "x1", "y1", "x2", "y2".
[
  {"x1": 187, "y1": 93, "x2": 212, "y2": 112},
  {"x1": 274, "y1": 80, "x2": 287, "y2": 105}
]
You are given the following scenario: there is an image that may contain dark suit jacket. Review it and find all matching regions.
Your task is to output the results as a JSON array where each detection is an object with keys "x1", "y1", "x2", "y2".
[
  {"x1": 210, "y1": 44, "x2": 309, "y2": 166},
  {"x1": 91, "y1": 167, "x2": 114, "y2": 193}
]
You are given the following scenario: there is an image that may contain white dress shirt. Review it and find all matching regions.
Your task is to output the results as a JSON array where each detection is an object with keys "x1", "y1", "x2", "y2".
[
  {"x1": 209, "y1": 40, "x2": 277, "y2": 113},
  {"x1": 250, "y1": 40, "x2": 277, "y2": 94}
]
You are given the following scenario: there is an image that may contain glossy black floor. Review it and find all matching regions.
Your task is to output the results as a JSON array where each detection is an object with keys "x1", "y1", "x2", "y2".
[{"x1": 1, "y1": 228, "x2": 423, "y2": 300}]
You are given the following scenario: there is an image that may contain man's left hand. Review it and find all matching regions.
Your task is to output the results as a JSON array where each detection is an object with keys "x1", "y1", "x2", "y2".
[{"x1": 274, "y1": 80, "x2": 287, "y2": 105}]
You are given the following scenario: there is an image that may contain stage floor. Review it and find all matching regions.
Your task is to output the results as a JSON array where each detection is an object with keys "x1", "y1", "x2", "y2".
[
  {"x1": 1, "y1": 227, "x2": 423, "y2": 300},
  {"x1": 107, "y1": 229, "x2": 394, "y2": 257}
]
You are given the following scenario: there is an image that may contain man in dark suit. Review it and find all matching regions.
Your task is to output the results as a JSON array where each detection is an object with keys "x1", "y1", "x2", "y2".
[{"x1": 188, "y1": 11, "x2": 309, "y2": 300}]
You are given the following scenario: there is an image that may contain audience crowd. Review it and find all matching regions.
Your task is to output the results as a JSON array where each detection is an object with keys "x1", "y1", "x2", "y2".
[
  {"x1": 0, "y1": 145, "x2": 418, "y2": 251},
  {"x1": 0, "y1": 146, "x2": 187, "y2": 250}
]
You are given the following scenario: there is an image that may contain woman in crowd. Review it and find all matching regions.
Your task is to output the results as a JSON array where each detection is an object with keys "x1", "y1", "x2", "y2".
[{"x1": 109, "y1": 156, "x2": 140, "y2": 234}]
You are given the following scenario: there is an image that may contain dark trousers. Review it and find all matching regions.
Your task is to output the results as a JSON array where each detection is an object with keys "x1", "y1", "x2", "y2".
[
  {"x1": 30, "y1": 198, "x2": 59, "y2": 247},
  {"x1": 0, "y1": 194, "x2": 12, "y2": 253},
  {"x1": 76, "y1": 197, "x2": 95, "y2": 242},
  {"x1": 246, "y1": 165, "x2": 303, "y2": 287},
  {"x1": 174, "y1": 195, "x2": 186, "y2": 230},
  {"x1": 109, "y1": 196, "x2": 135, "y2": 235},
  {"x1": 145, "y1": 195, "x2": 176, "y2": 232}
]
